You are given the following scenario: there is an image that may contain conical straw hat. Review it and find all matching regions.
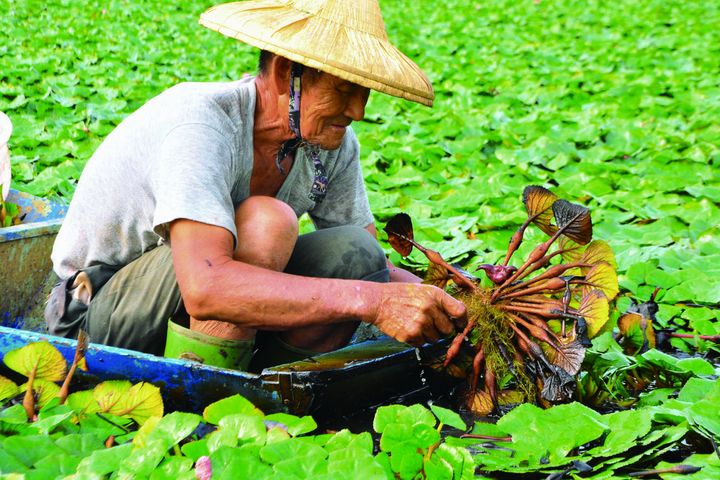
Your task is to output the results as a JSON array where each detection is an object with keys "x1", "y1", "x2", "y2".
[{"x1": 200, "y1": 0, "x2": 434, "y2": 106}]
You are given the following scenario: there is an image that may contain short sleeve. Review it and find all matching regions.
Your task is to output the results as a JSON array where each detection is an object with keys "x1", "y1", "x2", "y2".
[
  {"x1": 151, "y1": 123, "x2": 239, "y2": 246},
  {"x1": 309, "y1": 129, "x2": 374, "y2": 230}
]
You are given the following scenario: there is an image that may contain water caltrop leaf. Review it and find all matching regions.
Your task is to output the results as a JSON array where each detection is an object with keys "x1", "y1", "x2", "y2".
[
  {"x1": 94, "y1": 380, "x2": 163, "y2": 424},
  {"x1": 94, "y1": 380, "x2": 132, "y2": 412},
  {"x1": 113, "y1": 382, "x2": 163, "y2": 425},
  {"x1": 546, "y1": 338, "x2": 586, "y2": 375},
  {"x1": 523, "y1": 185, "x2": 558, "y2": 237},
  {"x1": 552, "y1": 200, "x2": 592, "y2": 245},
  {"x1": 618, "y1": 312, "x2": 656, "y2": 354},
  {"x1": 496, "y1": 402, "x2": 607, "y2": 466},
  {"x1": 583, "y1": 262, "x2": 619, "y2": 301},
  {"x1": 424, "y1": 262, "x2": 450, "y2": 288},
  {"x1": 580, "y1": 240, "x2": 617, "y2": 271},
  {"x1": 0, "y1": 374, "x2": 18, "y2": 402},
  {"x1": 19, "y1": 379, "x2": 60, "y2": 409},
  {"x1": 430, "y1": 404, "x2": 467, "y2": 431},
  {"x1": 578, "y1": 290, "x2": 609, "y2": 338},
  {"x1": 3, "y1": 341, "x2": 67, "y2": 381},
  {"x1": 384, "y1": 213, "x2": 414, "y2": 257},
  {"x1": 203, "y1": 394, "x2": 264, "y2": 425},
  {"x1": 66, "y1": 389, "x2": 100, "y2": 416}
]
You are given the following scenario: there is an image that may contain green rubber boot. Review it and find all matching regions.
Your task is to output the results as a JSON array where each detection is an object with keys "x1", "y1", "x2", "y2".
[{"x1": 164, "y1": 321, "x2": 253, "y2": 371}]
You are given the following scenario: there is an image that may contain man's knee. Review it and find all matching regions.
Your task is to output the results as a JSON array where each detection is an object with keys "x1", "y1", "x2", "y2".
[{"x1": 235, "y1": 196, "x2": 299, "y2": 270}]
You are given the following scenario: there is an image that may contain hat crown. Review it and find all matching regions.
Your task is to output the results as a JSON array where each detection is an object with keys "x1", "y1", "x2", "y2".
[
  {"x1": 290, "y1": 0, "x2": 388, "y2": 39},
  {"x1": 200, "y1": 0, "x2": 434, "y2": 106}
]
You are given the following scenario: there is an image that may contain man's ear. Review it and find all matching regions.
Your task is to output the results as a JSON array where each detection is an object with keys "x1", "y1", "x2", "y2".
[{"x1": 268, "y1": 55, "x2": 292, "y2": 95}]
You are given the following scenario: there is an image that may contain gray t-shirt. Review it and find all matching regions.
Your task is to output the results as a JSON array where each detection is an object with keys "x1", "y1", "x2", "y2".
[{"x1": 52, "y1": 76, "x2": 374, "y2": 279}]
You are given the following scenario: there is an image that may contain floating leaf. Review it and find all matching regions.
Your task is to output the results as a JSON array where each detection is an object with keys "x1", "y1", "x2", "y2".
[
  {"x1": 552, "y1": 200, "x2": 592, "y2": 245},
  {"x1": 583, "y1": 262, "x2": 619, "y2": 301},
  {"x1": 19, "y1": 378, "x2": 61, "y2": 408},
  {"x1": 430, "y1": 404, "x2": 467, "y2": 431},
  {"x1": 203, "y1": 394, "x2": 264, "y2": 425},
  {"x1": 578, "y1": 290, "x2": 609, "y2": 338},
  {"x1": 66, "y1": 389, "x2": 100, "y2": 416},
  {"x1": 0, "y1": 375, "x2": 18, "y2": 402},
  {"x1": 423, "y1": 262, "x2": 450, "y2": 288},
  {"x1": 466, "y1": 389, "x2": 495, "y2": 416},
  {"x1": 580, "y1": 240, "x2": 617, "y2": 271},
  {"x1": 617, "y1": 312, "x2": 656, "y2": 354},
  {"x1": 557, "y1": 236, "x2": 584, "y2": 264},
  {"x1": 3, "y1": 341, "x2": 67, "y2": 381},
  {"x1": 545, "y1": 337, "x2": 586, "y2": 375},
  {"x1": 94, "y1": 380, "x2": 163, "y2": 425},
  {"x1": 383, "y1": 213, "x2": 414, "y2": 257},
  {"x1": 523, "y1": 185, "x2": 558, "y2": 237}
]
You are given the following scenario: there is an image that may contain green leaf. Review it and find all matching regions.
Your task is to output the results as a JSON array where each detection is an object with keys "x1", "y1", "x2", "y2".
[
  {"x1": 373, "y1": 404, "x2": 436, "y2": 434},
  {"x1": 264, "y1": 412, "x2": 317, "y2": 436},
  {"x1": 430, "y1": 404, "x2": 467, "y2": 430},
  {"x1": 210, "y1": 445, "x2": 273, "y2": 479},
  {"x1": 203, "y1": 394, "x2": 264, "y2": 425},
  {"x1": 219, "y1": 413, "x2": 267, "y2": 446},
  {"x1": 259, "y1": 438, "x2": 328, "y2": 465},
  {"x1": 76, "y1": 443, "x2": 134, "y2": 476},
  {"x1": 1, "y1": 434, "x2": 64, "y2": 468}
]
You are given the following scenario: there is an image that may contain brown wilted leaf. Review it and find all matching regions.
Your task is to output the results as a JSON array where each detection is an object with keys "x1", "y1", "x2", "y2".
[
  {"x1": 545, "y1": 337, "x2": 586, "y2": 375},
  {"x1": 384, "y1": 213, "x2": 414, "y2": 257},
  {"x1": 552, "y1": 200, "x2": 592, "y2": 245},
  {"x1": 466, "y1": 389, "x2": 495, "y2": 416},
  {"x1": 523, "y1": 185, "x2": 558, "y2": 237},
  {"x1": 424, "y1": 262, "x2": 450, "y2": 289}
]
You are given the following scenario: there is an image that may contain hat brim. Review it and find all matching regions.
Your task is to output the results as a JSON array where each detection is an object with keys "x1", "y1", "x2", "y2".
[{"x1": 200, "y1": 1, "x2": 434, "y2": 106}]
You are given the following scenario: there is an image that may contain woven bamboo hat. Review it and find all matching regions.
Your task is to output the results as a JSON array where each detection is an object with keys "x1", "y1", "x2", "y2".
[{"x1": 200, "y1": 0, "x2": 434, "y2": 106}]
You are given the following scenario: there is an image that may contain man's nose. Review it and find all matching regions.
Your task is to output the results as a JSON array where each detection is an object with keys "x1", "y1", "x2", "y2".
[{"x1": 345, "y1": 89, "x2": 369, "y2": 122}]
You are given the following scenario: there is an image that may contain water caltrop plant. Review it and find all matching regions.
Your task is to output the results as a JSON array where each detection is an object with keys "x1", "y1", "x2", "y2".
[{"x1": 384, "y1": 186, "x2": 619, "y2": 414}]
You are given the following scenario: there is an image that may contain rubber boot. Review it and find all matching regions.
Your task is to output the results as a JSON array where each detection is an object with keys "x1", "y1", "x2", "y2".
[{"x1": 164, "y1": 321, "x2": 253, "y2": 371}]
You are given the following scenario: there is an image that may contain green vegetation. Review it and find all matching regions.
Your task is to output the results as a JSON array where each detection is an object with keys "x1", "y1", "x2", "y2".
[
  {"x1": 1, "y1": 340, "x2": 718, "y2": 478},
  {"x1": 1, "y1": 0, "x2": 719, "y2": 477}
]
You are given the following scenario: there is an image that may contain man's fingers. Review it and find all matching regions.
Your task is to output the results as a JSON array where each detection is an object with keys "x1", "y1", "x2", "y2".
[{"x1": 441, "y1": 293, "x2": 467, "y2": 328}]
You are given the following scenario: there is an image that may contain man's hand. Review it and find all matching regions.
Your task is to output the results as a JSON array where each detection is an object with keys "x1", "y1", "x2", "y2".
[{"x1": 371, "y1": 283, "x2": 467, "y2": 346}]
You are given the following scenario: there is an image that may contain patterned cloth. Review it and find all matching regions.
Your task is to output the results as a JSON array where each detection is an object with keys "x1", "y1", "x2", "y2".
[{"x1": 275, "y1": 63, "x2": 329, "y2": 204}]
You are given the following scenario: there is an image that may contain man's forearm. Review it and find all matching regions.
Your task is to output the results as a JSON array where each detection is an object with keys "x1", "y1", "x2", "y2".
[
  {"x1": 181, "y1": 257, "x2": 381, "y2": 330},
  {"x1": 387, "y1": 258, "x2": 423, "y2": 283}
]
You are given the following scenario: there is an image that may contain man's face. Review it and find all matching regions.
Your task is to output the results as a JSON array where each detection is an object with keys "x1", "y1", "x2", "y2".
[{"x1": 299, "y1": 71, "x2": 370, "y2": 150}]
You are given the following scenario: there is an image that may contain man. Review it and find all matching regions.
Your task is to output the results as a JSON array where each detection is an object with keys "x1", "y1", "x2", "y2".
[{"x1": 46, "y1": 0, "x2": 466, "y2": 371}]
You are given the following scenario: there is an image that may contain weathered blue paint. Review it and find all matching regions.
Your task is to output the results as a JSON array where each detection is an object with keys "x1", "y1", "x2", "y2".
[
  {"x1": 1, "y1": 189, "x2": 66, "y2": 331},
  {"x1": 0, "y1": 189, "x2": 66, "y2": 241}
]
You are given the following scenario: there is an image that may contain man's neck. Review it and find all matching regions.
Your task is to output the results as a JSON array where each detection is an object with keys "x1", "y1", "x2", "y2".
[{"x1": 253, "y1": 75, "x2": 294, "y2": 162}]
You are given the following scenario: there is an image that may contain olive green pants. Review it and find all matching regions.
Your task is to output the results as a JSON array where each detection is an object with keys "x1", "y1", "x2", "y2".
[{"x1": 46, "y1": 225, "x2": 389, "y2": 369}]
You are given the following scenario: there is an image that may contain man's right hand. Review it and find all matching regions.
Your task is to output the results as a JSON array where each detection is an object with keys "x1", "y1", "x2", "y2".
[{"x1": 370, "y1": 283, "x2": 467, "y2": 346}]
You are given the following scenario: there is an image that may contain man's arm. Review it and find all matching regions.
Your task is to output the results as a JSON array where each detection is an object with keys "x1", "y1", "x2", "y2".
[
  {"x1": 364, "y1": 224, "x2": 423, "y2": 284},
  {"x1": 170, "y1": 219, "x2": 466, "y2": 345}
]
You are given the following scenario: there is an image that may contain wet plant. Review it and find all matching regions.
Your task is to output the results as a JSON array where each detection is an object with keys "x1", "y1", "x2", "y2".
[{"x1": 384, "y1": 186, "x2": 619, "y2": 415}]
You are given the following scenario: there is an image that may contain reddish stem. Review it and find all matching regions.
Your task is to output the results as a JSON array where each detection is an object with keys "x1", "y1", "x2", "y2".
[
  {"x1": 460, "y1": 433, "x2": 512, "y2": 442},
  {"x1": 670, "y1": 333, "x2": 720, "y2": 342},
  {"x1": 470, "y1": 346, "x2": 485, "y2": 393}
]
